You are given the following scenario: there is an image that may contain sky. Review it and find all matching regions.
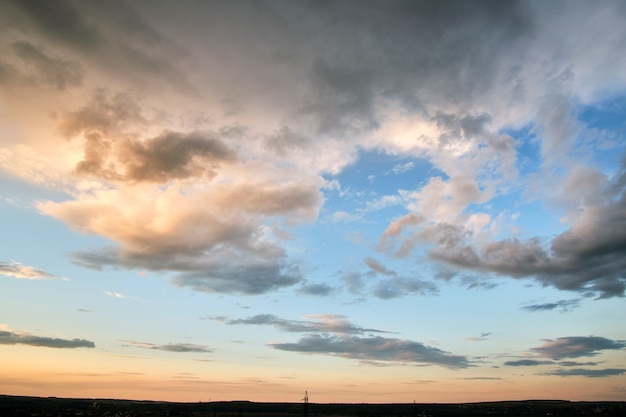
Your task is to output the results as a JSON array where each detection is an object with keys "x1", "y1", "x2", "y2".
[{"x1": 0, "y1": 0, "x2": 625, "y2": 404}]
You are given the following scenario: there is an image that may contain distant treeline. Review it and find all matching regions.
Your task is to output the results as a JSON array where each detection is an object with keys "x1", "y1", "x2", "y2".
[{"x1": 1, "y1": 395, "x2": 625, "y2": 417}]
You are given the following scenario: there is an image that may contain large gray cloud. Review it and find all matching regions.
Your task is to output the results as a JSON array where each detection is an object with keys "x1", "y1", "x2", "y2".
[
  {"x1": 34, "y1": 85, "x2": 323, "y2": 295},
  {"x1": 380, "y1": 161, "x2": 626, "y2": 298},
  {"x1": 59, "y1": 90, "x2": 237, "y2": 183},
  {"x1": 74, "y1": 129, "x2": 237, "y2": 183},
  {"x1": 270, "y1": 334, "x2": 469, "y2": 369},
  {"x1": 70, "y1": 243, "x2": 304, "y2": 296},
  {"x1": 0, "y1": 328, "x2": 94, "y2": 349}
]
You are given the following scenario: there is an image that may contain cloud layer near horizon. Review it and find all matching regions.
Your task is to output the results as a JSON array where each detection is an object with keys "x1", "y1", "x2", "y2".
[
  {"x1": 0, "y1": 325, "x2": 94, "y2": 349},
  {"x1": 219, "y1": 314, "x2": 468, "y2": 368}
]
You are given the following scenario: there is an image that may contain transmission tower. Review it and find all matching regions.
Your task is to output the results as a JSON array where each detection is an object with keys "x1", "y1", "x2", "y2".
[{"x1": 303, "y1": 391, "x2": 309, "y2": 417}]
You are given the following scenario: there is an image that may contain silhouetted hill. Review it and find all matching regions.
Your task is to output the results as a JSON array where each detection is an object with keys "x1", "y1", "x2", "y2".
[{"x1": 1, "y1": 395, "x2": 624, "y2": 417}]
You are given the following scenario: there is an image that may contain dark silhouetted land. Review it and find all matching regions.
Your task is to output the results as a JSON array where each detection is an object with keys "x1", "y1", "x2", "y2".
[{"x1": 1, "y1": 395, "x2": 624, "y2": 417}]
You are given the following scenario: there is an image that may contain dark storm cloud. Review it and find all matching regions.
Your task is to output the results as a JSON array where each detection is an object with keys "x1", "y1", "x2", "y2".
[
  {"x1": 6, "y1": 41, "x2": 83, "y2": 89},
  {"x1": 0, "y1": 328, "x2": 94, "y2": 349},
  {"x1": 542, "y1": 368, "x2": 626, "y2": 378},
  {"x1": 122, "y1": 340, "x2": 211, "y2": 353},
  {"x1": 223, "y1": 314, "x2": 387, "y2": 335},
  {"x1": 522, "y1": 299, "x2": 581, "y2": 313},
  {"x1": 504, "y1": 359, "x2": 554, "y2": 367},
  {"x1": 530, "y1": 336, "x2": 626, "y2": 360},
  {"x1": 270, "y1": 334, "x2": 469, "y2": 369},
  {"x1": 4, "y1": 0, "x2": 192, "y2": 92},
  {"x1": 292, "y1": 0, "x2": 532, "y2": 134}
]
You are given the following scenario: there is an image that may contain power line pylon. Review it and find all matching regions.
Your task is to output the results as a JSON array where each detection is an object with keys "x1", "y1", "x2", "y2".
[{"x1": 303, "y1": 391, "x2": 309, "y2": 417}]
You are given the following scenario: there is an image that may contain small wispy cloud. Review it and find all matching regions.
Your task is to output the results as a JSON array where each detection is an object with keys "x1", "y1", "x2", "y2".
[
  {"x1": 466, "y1": 332, "x2": 492, "y2": 342},
  {"x1": 121, "y1": 340, "x2": 212, "y2": 353},
  {"x1": 0, "y1": 260, "x2": 67, "y2": 281},
  {"x1": 504, "y1": 359, "x2": 554, "y2": 367},
  {"x1": 104, "y1": 290, "x2": 137, "y2": 300},
  {"x1": 364, "y1": 257, "x2": 397, "y2": 276},
  {"x1": 390, "y1": 161, "x2": 415, "y2": 175}
]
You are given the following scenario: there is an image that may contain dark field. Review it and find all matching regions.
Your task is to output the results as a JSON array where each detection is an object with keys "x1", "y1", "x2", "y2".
[{"x1": 1, "y1": 395, "x2": 624, "y2": 417}]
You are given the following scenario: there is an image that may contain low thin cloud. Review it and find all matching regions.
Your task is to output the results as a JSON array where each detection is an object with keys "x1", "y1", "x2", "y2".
[
  {"x1": 269, "y1": 334, "x2": 469, "y2": 369},
  {"x1": 522, "y1": 299, "x2": 581, "y2": 313},
  {"x1": 530, "y1": 336, "x2": 626, "y2": 360},
  {"x1": 122, "y1": 340, "x2": 211, "y2": 353},
  {"x1": 0, "y1": 324, "x2": 94, "y2": 349},
  {"x1": 542, "y1": 368, "x2": 626, "y2": 378},
  {"x1": 559, "y1": 361, "x2": 600, "y2": 367},
  {"x1": 504, "y1": 359, "x2": 554, "y2": 367},
  {"x1": 371, "y1": 276, "x2": 438, "y2": 299},
  {"x1": 222, "y1": 314, "x2": 388, "y2": 335},
  {"x1": 0, "y1": 260, "x2": 63, "y2": 280},
  {"x1": 297, "y1": 282, "x2": 334, "y2": 296}
]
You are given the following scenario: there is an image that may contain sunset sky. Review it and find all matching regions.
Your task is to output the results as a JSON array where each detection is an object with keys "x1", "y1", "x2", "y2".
[{"x1": 1, "y1": 0, "x2": 625, "y2": 404}]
